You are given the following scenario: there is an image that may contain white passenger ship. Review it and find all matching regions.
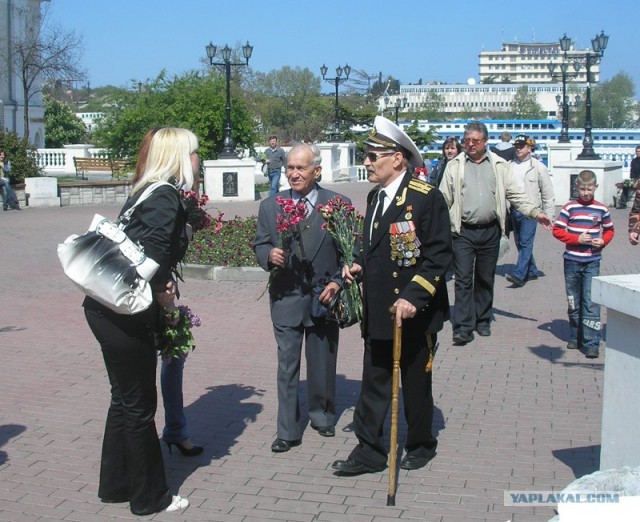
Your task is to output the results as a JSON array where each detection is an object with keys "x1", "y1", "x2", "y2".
[{"x1": 398, "y1": 119, "x2": 640, "y2": 163}]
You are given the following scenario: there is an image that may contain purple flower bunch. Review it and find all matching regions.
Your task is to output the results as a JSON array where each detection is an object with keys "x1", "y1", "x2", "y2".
[{"x1": 156, "y1": 304, "x2": 201, "y2": 362}]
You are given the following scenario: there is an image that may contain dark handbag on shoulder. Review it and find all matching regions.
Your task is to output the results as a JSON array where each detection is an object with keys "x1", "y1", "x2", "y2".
[
  {"x1": 327, "y1": 281, "x2": 362, "y2": 328},
  {"x1": 57, "y1": 182, "x2": 173, "y2": 314}
]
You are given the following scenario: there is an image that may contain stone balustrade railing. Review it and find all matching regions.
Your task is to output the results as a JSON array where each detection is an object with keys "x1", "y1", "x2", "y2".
[{"x1": 32, "y1": 145, "x2": 112, "y2": 175}]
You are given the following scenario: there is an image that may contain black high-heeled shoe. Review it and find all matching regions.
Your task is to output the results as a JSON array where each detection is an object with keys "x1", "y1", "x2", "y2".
[{"x1": 164, "y1": 439, "x2": 203, "y2": 456}]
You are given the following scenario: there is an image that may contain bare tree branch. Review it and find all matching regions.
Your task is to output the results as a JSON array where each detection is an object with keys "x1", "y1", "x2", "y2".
[{"x1": 0, "y1": 3, "x2": 85, "y2": 140}]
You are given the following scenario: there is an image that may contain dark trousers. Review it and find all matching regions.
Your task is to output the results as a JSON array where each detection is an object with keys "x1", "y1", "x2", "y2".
[
  {"x1": 350, "y1": 334, "x2": 437, "y2": 470},
  {"x1": 85, "y1": 307, "x2": 171, "y2": 516},
  {"x1": 272, "y1": 321, "x2": 339, "y2": 441},
  {"x1": 452, "y1": 223, "x2": 501, "y2": 334}
]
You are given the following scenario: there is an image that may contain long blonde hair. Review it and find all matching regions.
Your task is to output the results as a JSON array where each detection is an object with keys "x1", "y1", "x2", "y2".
[{"x1": 130, "y1": 127, "x2": 197, "y2": 196}]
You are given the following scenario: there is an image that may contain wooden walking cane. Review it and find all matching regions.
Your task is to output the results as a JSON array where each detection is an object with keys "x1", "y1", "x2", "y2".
[{"x1": 387, "y1": 305, "x2": 402, "y2": 507}]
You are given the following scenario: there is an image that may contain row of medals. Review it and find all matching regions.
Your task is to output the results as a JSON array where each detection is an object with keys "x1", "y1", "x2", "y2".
[{"x1": 390, "y1": 227, "x2": 421, "y2": 267}]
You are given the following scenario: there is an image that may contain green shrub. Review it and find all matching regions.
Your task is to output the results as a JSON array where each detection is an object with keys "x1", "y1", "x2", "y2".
[
  {"x1": 0, "y1": 131, "x2": 42, "y2": 183},
  {"x1": 184, "y1": 212, "x2": 258, "y2": 267}
]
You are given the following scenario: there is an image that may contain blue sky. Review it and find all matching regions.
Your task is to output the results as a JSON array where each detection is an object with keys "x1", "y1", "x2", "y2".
[{"x1": 48, "y1": 0, "x2": 638, "y2": 94}]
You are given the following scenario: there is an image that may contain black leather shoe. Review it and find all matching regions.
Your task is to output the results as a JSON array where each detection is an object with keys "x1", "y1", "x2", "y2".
[
  {"x1": 332, "y1": 458, "x2": 383, "y2": 475},
  {"x1": 271, "y1": 438, "x2": 301, "y2": 453},
  {"x1": 475, "y1": 326, "x2": 491, "y2": 337},
  {"x1": 400, "y1": 452, "x2": 436, "y2": 470},
  {"x1": 311, "y1": 425, "x2": 335, "y2": 437},
  {"x1": 452, "y1": 331, "x2": 474, "y2": 345},
  {"x1": 506, "y1": 274, "x2": 525, "y2": 287}
]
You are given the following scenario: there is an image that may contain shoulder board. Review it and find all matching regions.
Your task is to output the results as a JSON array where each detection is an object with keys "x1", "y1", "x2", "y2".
[{"x1": 408, "y1": 179, "x2": 433, "y2": 195}]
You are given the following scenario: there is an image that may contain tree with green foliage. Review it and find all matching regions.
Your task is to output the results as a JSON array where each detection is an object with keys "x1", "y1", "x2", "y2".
[
  {"x1": 93, "y1": 71, "x2": 255, "y2": 161},
  {"x1": 573, "y1": 72, "x2": 636, "y2": 128},
  {"x1": 510, "y1": 86, "x2": 544, "y2": 119},
  {"x1": 0, "y1": 131, "x2": 42, "y2": 183},
  {"x1": 44, "y1": 96, "x2": 87, "y2": 147},
  {"x1": 245, "y1": 66, "x2": 327, "y2": 142},
  {"x1": 404, "y1": 121, "x2": 437, "y2": 150},
  {"x1": 370, "y1": 75, "x2": 400, "y2": 97}
]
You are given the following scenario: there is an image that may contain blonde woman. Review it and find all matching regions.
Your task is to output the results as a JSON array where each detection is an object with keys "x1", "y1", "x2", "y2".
[{"x1": 83, "y1": 128, "x2": 198, "y2": 515}]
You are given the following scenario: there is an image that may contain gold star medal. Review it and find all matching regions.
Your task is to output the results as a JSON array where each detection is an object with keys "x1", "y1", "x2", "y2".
[{"x1": 405, "y1": 205, "x2": 413, "y2": 220}]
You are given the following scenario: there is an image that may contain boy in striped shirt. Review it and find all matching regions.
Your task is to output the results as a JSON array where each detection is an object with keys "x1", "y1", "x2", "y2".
[{"x1": 553, "y1": 170, "x2": 614, "y2": 359}]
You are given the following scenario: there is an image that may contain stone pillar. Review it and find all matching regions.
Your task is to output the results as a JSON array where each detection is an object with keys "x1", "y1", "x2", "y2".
[
  {"x1": 549, "y1": 160, "x2": 623, "y2": 207},
  {"x1": 24, "y1": 177, "x2": 60, "y2": 207},
  {"x1": 592, "y1": 274, "x2": 640, "y2": 470},
  {"x1": 316, "y1": 141, "x2": 357, "y2": 182},
  {"x1": 203, "y1": 158, "x2": 256, "y2": 202}
]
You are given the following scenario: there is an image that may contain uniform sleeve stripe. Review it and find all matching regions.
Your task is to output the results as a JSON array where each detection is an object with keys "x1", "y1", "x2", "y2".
[{"x1": 412, "y1": 275, "x2": 436, "y2": 295}]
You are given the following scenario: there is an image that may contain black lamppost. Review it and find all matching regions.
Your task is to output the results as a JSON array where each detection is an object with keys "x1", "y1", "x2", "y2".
[
  {"x1": 554, "y1": 92, "x2": 581, "y2": 136},
  {"x1": 384, "y1": 95, "x2": 408, "y2": 125},
  {"x1": 552, "y1": 32, "x2": 608, "y2": 159},
  {"x1": 320, "y1": 63, "x2": 351, "y2": 141},
  {"x1": 206, "y1": 41, "x2": 253, "y2": 158},
  {"x1": 548, "y1": 58, "x2": 581, "y2": 143}
]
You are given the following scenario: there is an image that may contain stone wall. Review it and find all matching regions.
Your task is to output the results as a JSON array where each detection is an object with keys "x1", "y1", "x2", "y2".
[
  {"x1": 13, "y1": 179, "x2": 207, "y2": 207},
  {"x1": 58, "y1": 181, "x2": 132, "y2": 206}
]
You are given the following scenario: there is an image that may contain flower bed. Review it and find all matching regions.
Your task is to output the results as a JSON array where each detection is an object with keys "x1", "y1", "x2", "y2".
[{"x1": 184, "y1": 211, "x2": 258, "y2": 267}]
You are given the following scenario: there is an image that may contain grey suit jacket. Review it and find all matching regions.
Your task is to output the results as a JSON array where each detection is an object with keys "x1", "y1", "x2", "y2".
[{"x1": 253, "y1": 185, "x2": 348, "y2": 327}]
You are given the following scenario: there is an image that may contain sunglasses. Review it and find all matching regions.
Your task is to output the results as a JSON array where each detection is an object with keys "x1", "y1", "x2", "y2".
[{"x1": 366, "y1": 151, "x2": 396, "y2": 162}]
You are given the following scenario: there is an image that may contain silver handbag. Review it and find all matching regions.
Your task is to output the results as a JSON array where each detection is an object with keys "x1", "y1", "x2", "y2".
[{"x1": 57, "y1": 182, "x2": 173, "y2": 314}]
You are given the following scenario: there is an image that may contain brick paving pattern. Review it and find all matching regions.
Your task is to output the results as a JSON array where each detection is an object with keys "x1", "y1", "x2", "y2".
[{"x1": 1, "y1": 182, "x2": 639, "y2": 521}]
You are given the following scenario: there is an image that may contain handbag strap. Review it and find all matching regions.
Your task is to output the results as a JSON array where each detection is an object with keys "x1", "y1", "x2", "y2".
[{"x1": 119, "y1": 181, "x2": 175, "y2": 225}]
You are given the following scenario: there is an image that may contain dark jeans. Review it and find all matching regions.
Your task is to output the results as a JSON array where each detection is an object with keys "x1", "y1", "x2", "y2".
[
  {"x1": 85, "y1": 307, "x2": 172, "y2": 516},
  {"x1": 510, "y1": 209, "x2": 539, "y2": 281},
  {"x1": 563, "y1": 259, "x2": 601, "y2": 350},
  {"x1": 452, "y1": 222, "x2": 501, "y2": 334},
  {"x1": 0, "y1": 179, "x2": 18, "y2": 210}
]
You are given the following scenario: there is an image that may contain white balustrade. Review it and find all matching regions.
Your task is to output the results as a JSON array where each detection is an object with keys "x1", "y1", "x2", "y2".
[{"x1": 32, "y1": 145, "x2": 109, "y2": 176}]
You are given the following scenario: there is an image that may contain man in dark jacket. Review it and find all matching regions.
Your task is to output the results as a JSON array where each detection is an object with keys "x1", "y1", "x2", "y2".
[
  {"x1": 491, "y1": 131, "x2": 516, "y2": 162},
  {"x1": 332, "y1": 116, "x2": 452, "y2": 475},
  {"x1": 254, "y1": 143, "x2": 349, "y2": 452}
]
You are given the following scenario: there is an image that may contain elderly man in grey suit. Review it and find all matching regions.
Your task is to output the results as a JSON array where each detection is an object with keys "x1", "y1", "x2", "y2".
[{"x1": 254, "y1": 142, "x2": 350, "y2": 452}]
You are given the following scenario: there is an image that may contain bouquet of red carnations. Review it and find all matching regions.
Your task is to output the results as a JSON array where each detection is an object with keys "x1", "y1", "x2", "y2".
[
  {"x1": 180, "y1": 190, "x2": 212, "y2": 233},
  {"x1": 317, "y1": 195, "x2": 364, "y2": 327}
]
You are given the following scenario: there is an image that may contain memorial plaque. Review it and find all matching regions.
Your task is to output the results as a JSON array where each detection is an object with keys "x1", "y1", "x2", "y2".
[
  {"x1": 570, "y1": 174, "x2": 579, "y2": 200},
  {"x1": 222, "y1": 171, "x2": 238, "y2": 197}
]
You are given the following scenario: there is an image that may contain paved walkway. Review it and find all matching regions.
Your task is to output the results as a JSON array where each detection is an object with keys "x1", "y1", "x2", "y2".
[{"x1": 1, "y1": 183, "x2": 639, "y2": 522}]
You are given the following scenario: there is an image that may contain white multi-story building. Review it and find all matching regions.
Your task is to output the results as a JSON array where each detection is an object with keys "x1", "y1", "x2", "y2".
[
  {"x1": 382, "y1": 82, "x2": 581, "y2": 120},
  {"x1": 0, "y1": 0, "x2": 47, "y2": 146},
  {"x1": 75, "y1": 112, "x2": 105, "y2": 132},
  {"x1": 379, "y1": 39, "x2": 604, "y2": 121},
  {"x1": 479, "y1": 41, "x2": 600, "y2": 85}
]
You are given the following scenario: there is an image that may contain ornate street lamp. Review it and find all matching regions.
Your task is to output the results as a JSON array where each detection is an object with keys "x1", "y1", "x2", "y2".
[
  {"x1": 552, "y1": 32, "x2": 608, "y2": 159},
  {"x1": 396, "y1": 96, "x2": 408, "y2": 125},
  {"x1": 576, "y1": 31, "x2": 609, "y2": 160},
  {"x1": 549, "y1": 58, "x2": 581, "y2": 143},
  {"x1": 206, "y1": 41, "x2": 253, "y2": 158},
  {"x1": 383, "y1": 95, "x2": 407, "y2": 124},
  {"x1": 320, "y1": 63, "x2": 351, "y2": 142}
]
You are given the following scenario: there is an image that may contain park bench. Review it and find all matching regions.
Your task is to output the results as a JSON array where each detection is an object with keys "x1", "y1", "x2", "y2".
[{"x1": 73, "y1": 157, "x2": 130, "y2": 180}]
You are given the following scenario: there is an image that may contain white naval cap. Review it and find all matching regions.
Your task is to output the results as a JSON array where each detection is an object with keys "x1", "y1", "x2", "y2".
[{"x1": 364, "y1": 115, "x2": 423, "y2": 170}]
